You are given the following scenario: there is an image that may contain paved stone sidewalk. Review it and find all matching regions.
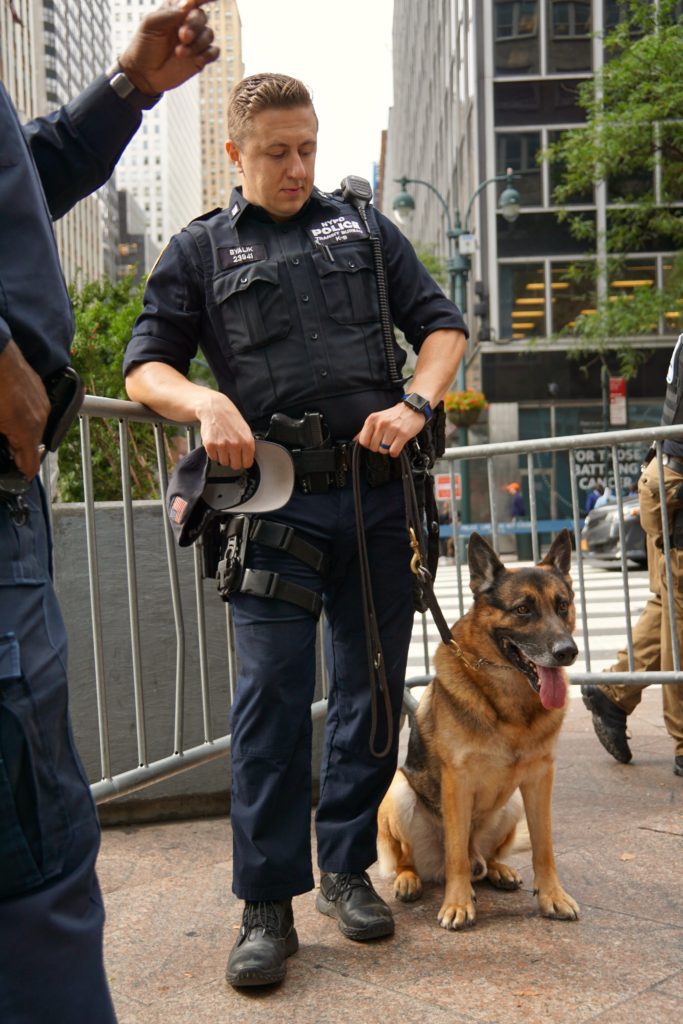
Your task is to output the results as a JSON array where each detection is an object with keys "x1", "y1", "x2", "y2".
[{"x1": 99, "y1": 688, "x2": 682, "y2": 1024}]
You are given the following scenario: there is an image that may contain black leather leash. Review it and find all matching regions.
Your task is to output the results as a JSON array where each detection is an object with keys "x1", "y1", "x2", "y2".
[{"x1": 351, "y1": 443, "x2": 394, "y2": 758}]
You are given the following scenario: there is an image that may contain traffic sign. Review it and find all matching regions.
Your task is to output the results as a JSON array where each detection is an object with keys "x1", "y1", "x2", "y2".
[{"x1": 435, "y1": 473, "x2": 461, "y2": 501}]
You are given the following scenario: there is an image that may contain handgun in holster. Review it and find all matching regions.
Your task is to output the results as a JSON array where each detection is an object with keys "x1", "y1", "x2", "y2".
[{"x1": 0, "y1": 365, "x2": 84, "y2": 498}]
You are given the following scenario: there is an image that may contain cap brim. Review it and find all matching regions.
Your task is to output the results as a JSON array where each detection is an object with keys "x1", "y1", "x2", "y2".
[{"x1": 202, "y1": 440, "x2": 294, "y2": 514}]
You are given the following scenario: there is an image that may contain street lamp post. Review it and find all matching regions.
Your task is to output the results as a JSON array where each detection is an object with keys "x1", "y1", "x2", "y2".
[
  {"x1": 392, "y1": 168, "x2": 521, "y2": 319},
  {"x1": 392, "y1": 170, "x2": 521, "y2": 523}
]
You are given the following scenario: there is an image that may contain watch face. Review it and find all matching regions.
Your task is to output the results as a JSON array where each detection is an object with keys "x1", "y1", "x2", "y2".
[{"x1": 404, "y1": 393, "x2": 427, "y2": 412}]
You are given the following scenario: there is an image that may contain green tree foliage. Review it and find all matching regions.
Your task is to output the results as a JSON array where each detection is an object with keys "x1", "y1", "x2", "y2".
[
  {"x1": 58, "y1": 275, "x2": 165, "y2": 501},
  {"x1": 545, "y1": 0, "x2": 683, "y2": 376}
]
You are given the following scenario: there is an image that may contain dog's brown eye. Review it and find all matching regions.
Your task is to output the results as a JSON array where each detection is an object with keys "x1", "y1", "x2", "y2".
[
  {"x1": 557, "y1": 600, "x2": 569, "y2": 615},
  {"x1": 515, "y1": 604, "x2": 530, "y2": 615}
]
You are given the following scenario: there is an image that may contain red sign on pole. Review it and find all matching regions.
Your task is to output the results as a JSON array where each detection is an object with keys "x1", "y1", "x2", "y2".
[
  {"x1": 609, "y1": 376, "x2": 627, "y2": 426},
  {"x1": 435, "y1": 473, "x2": 461, "y2": 501}
]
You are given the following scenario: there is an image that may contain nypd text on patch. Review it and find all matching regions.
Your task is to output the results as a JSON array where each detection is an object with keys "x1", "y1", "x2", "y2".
[
  {"x1": 309, "y1": 216, "x2": 367, "y2": 245},
  {"x1": 218, "y1": 243, "x2": 267, "y2": 268}
]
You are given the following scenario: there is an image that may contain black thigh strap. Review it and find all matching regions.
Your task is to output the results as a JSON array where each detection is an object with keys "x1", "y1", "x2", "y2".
[
  {"x1": 239, "y1": 568, "x2": 322, "y2": 617},
  {"x1": 249, "y1": 518, "x2": 329, "y2": 574}
]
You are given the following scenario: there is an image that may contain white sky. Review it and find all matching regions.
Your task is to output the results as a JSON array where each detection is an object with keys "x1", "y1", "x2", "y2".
[{"x1": 238, "y1": 0, "x2": 395, "y2": 194}]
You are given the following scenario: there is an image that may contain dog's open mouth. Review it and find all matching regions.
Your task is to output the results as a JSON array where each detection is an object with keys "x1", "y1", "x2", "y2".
[{"x1": 499, "y1": 638, "x2": 566, "y2": 710}]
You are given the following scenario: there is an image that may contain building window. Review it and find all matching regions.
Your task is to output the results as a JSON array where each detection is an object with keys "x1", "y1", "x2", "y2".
[
  {"x1": 549, "y1": 261, "x2": 596, "y2": 334},
  {"x1": 500, "y1": 262, "x2": 547, "y2": 340},
  {"x1": 496, "y1": 131, "x2": 542, "y2": 205},
  {"x1": 495, "y1": 1, "x2": 537, "y2": 39},
  {"x1": 494, "y1": 1, "x2": 539, "y2": 74},
  {"x1": 663, "y1": 257, "x2": 682, "y2": 335},
  {"x1": 551, "y1": 1, "x2": 591, "y2": 38},
  {"x1": 548, "y1": 129, "x2": 594, "y2": 205},
  {"x1": 547, "y1": 0, "x2": 591, "y2": 72}
]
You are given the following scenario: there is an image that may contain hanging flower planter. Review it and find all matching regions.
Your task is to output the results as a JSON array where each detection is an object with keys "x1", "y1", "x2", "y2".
[
  {"x1": 444, "y1": 389, "x2": 488, "y2": 428},
  {"x1": 446, "y1": 406, "x2": 482, "y2": 428}
]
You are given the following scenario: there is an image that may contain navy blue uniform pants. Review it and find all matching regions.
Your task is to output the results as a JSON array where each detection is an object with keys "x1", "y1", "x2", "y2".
[
  {"x1": 229, "y1": 476, "x2": 415, "y2": 901},
  {"x1": 0, "y1": 482, "x2": 116, "y2": 1023}
]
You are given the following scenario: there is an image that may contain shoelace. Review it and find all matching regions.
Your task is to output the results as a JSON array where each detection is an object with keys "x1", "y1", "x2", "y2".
[
  {"x1": 324, "y1": 872, "x2": 373, "y2": 902},
  {"x1": 242, "y1": 900, "x2": 284, "y2": 937}
]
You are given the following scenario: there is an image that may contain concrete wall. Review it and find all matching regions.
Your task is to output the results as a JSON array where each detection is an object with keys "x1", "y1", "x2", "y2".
[{"x1": 52, "y1": 501, "x2": 325, "y2": 822}]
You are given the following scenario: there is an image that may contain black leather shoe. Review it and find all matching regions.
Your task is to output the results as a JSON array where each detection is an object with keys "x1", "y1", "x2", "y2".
[
  {"x1": 581, "y1": 685, "x2": 632, "y2": 764},
  {"x1": 226, "y1": 900, "x2": 298, "y2": 988},
  {"x1": 316, "y1": 872, "x2": 394, "y2": 941},
  {"x1": 674, "y1": 756, "x2": 683, "y2": 777}
]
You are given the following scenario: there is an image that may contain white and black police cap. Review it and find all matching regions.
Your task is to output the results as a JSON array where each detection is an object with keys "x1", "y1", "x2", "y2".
[{"x1": 166, "y1": 440, "x2": 295, "y2": 547}]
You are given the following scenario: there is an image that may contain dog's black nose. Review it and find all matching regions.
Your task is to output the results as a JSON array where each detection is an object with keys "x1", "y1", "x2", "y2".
[{"x1": 552, "y1": 640, "x2": 578, "y2": 666}]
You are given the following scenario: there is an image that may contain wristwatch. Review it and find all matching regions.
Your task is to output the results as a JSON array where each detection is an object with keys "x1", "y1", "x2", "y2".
[
  {"x1": 402, "y1": 392, "x2": 433, "y2": 422},
  {"x1": 106, "y1": 61, "x2": 161, "y2": 111}
]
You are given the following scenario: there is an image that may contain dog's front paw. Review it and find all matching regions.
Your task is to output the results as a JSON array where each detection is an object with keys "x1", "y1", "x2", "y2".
[
  {"x1": 394, "y1": 869, "x2": 423, "y2": 902},
  {"x1": 486, "y1": 860, "x2": 523, "y2": 891},
  {"x1": 437, "y1": 891, "x2": 476, "y2": 930},
  {"x1": 536, "y1": 884, "x2": 580, "y2": 920}
]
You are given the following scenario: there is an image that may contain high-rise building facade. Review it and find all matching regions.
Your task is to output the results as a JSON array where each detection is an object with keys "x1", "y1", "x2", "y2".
[
  {"x1": 111, "y1": 0, "x2": 203, "y2": 256},
  {"x1": 200, "y1": 0, "x2": 244, "y2": 211},
  {"x1": 2, "y1": 0, "x2": 118, "y2": 284},
  {"x1": 42, "y1": 0, "x2": 117, "y2": 283},
  {"x1": 384, "y1": 1, "x2": 679, "y2": 517}
]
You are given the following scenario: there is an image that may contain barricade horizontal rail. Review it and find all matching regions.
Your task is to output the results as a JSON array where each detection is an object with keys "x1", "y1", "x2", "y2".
[{"x1": 50, "y1": 397, "x2": 681, "y2": 804}]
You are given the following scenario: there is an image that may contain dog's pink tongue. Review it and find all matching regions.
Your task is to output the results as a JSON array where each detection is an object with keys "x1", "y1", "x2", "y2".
[{"x1": 537, "y1": 666, "x2": 566, "y2": 709}]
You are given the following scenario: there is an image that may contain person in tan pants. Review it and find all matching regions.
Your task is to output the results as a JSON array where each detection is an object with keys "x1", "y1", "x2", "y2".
[{"x1": 582, "y1": 458, "x2": 683, "y2": 776}]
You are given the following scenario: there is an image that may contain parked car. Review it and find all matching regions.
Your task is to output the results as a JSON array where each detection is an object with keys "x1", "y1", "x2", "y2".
[{"x1": 580, "y1": 494, "x2": 647, "y2": 568}]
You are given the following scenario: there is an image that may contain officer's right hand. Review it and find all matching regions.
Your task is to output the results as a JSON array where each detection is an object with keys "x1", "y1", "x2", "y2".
[
  {"x1": 195, "y1": 390, "x2": 255, "y2": 469},
  {"x1": 0, "y1": 341, "x2": 50, "y2": 481}
]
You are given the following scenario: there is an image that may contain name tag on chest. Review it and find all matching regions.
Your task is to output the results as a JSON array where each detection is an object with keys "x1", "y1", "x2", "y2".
[{"x1": 218, "y1": 243, "x2": 268, "y2": 268}]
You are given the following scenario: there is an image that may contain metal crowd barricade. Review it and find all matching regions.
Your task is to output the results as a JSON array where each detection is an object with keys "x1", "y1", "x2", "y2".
[
  {"x1": 44, "y1": 396, "x2": 331, "y2": 804},
  {"x1": 429, "y1": 424, "x2": 683, "y2": 688},
  {"x1": 49, "y1": 398, "x2": 682, "y2": 804}
]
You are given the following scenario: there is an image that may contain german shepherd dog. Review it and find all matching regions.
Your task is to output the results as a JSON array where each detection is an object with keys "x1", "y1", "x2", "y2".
[{"x1": 378, "y1": 529, "x2": 580, "y2": 930}]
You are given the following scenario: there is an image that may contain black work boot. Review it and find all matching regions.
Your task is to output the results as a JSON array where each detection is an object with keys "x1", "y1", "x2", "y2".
[
  {"x1": 316, "y1": 872, "x2": 394, "y2": 941},
  {"x1": 226, "y1": 899, "x2": 298, "y2": 988},
  {"x1": 581, "y1": 685, "x2": 632, "y2": 764}
]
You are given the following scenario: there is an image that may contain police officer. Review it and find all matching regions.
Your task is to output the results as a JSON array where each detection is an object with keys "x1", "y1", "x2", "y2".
[
  {"x1": 583, "y1": 332, "x2": 683, "y2": 776},
  {"x1": 0, "y1": 4, "x2": 218, "y2": 1021},
  {"x1": 124, "y1": 71, "x2": 468, "y2": 988}
]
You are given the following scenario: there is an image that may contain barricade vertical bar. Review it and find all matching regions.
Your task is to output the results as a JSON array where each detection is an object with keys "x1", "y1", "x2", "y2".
[
  {"x1": 449, "y1": 461, "x2": 465, "y2": 618},
  {"x1": 569, "y1": 449, "x2": 591, "y2": 673},
  {"x1": 487, "y1": 458, "x2": 499, "y2": 553},
  {"x1": 610, "y1": 443, "x2": 635, "y2": 670},
  {"x1": 79, "y1": 415, "x2": 112, "y2": 780},
  {"x1": 227, "y1": 604, "x2": 237, "y2": 703},
  {"x1": 316, "y1": 617, "x2": 330, "y2": 700},
  {"x1": 118, "y1": 419, "x2": 148, "y2": 766},
  {"x1": 527, "y1": 451, "x2": 539, "y2": 562},
  {"x1": 192, "y1": 545, "x2": 213, "y2": 743},
  {"x1": 656, "y1": 444, "x2": 680, "y2": 670},
  {"x1": 154, "y1": 423, "x2": 189, "y2": 750}
]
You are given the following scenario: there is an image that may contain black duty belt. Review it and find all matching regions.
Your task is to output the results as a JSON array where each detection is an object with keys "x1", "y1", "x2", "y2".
[{"x1": 290, "y1": 443, "x2": 403, "y2": 494}]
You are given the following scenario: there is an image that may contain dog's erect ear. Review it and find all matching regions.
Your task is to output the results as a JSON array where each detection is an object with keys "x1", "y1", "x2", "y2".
[
  {"x1": 539, "y1": 528, "x2": 572, "y2": 576},
  {"x1": 468, "y1": 532, "x2": 505, "y2": 595}
]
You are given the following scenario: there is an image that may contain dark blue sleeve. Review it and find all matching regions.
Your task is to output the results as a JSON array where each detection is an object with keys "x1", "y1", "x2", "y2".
[
  {"x1": 22, "y1": 75, "x2": 141, "y2": 221},
  {"x1": 123, "y1": 235, "x2": 204, "y2": 378},
  {"x1": 375, "y1": 209, "x2": 469, "y2": 350}
]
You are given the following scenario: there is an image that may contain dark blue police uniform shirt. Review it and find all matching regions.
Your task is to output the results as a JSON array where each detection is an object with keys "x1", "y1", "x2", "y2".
[
  {"x1": 0, "y1": 76, "x2": 140, "y2": 377},
  {"x1": 124, "y1": 187, "x2": 468, "y2": 439}
]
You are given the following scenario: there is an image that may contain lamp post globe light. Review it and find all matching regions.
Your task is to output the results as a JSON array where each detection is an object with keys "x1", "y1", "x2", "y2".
[{"x1": 392, "y1": 168, "x2": 521, "y2": 318}]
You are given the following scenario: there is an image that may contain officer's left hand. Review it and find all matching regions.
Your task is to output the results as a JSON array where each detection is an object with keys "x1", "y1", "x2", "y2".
[
  {"x1": 356, "y1": 403, "x2": 427, "y2": 456},
  {"x1": 117, "y1": 1, "x2": 219, "y2": 97}
]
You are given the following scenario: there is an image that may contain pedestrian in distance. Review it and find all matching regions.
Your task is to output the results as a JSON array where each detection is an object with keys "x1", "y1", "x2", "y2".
[
  {"x1": 0, "y1": 4, "x2": 218, "y2": 1022},
  {"x1": 123, "y1": 70, "x2": 468, "y2": 988},
  {"x1": 583, "y1": 332, "x2": 683, "y2": 778},
  {"x1": 584, "y1": 482, "x2": 604, "y2": 514}
]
